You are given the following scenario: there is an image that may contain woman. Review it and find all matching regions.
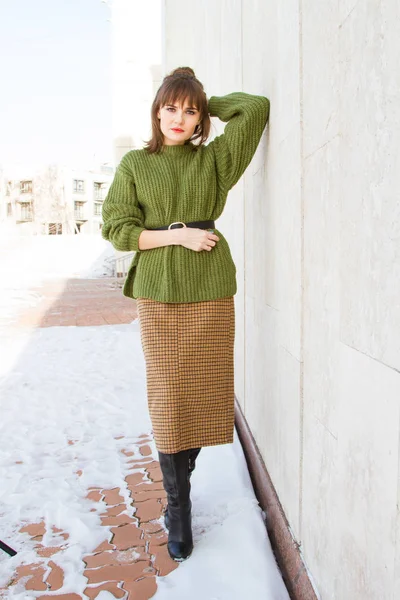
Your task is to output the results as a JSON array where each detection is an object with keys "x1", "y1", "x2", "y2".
[{"x1": 102, "y1": 67, "x2": 270, "y2": 562}]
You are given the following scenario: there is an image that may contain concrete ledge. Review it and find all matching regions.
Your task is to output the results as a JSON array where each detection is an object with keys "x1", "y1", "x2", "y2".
[{"x1": 234, "y1": 400, "x2": 319, "y2": 600}]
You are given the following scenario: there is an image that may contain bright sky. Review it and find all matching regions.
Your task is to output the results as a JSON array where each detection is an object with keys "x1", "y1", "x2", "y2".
[{"x1": 0, "y1": 0, "x2": 112, "y2": 170}]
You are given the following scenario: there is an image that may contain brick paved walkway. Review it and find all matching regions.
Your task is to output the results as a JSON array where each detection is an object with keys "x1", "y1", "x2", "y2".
[
  {"x1": 16, "y1": 278, "x2": 138, "y2": 329},
  {"x1": 2, "y1": 277, "x2": 180, "y2": 600},
  {"x1": 6, "y1": 437, "x2": 177, "y2": 600}
]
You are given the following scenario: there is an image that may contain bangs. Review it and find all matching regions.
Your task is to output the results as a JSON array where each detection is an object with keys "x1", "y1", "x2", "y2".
[
  {"x1": 146, "y1": 68, "x2": 211, "y2": 153},
  {"x1": 159, "y1": 79, "x2": 206, "y2": 113}
]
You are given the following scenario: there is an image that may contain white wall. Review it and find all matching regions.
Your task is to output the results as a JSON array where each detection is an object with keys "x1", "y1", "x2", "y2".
[{"x1": 164, "y1": 1, "x2": 400, "y2": 598}]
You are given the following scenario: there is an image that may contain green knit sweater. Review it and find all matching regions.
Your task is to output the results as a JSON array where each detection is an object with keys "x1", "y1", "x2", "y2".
[{"x1": 102, "y1": 92, "x2": 270, "y2": 302}]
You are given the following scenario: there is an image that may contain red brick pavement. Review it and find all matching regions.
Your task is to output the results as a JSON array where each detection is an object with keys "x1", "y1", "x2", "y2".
[
  {"x1": 4, "y1": 437, "x2": 177, "y2": 599},
  {"x1": 2, "y1": 277, "x2": 179, "y2": 599},
  {"x1": 16, "y1": 278, "x2": 138, "y2": 329}
]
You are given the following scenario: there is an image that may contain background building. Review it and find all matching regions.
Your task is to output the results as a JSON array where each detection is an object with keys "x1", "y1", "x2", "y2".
[{"x1": 0, "y1": 164, "x2": 113, "y2": 235}]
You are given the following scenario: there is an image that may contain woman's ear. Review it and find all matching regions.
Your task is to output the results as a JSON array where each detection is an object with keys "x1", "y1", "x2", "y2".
[{"x1": 157, "y1": 110, "x2": 161, "y2": 119}]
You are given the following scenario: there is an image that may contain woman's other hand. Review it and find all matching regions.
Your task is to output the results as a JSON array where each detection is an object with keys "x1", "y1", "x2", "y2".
[{"x1": 173, "y1": 228, "x2": 220, "y2": 252}]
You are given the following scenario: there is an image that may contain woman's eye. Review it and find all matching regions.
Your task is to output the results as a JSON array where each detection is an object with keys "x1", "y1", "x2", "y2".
[
  {"x1": 166, "y1": 107, "x2": 175, "y2": 112},
  {"x1": 187, "y1": 110, "x2": 195, "y2": 115}
]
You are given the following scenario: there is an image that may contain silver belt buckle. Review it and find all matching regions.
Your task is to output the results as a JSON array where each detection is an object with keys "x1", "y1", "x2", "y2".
[{"x1": 168, "y1": 221, "x2": 187, "y2": 230}]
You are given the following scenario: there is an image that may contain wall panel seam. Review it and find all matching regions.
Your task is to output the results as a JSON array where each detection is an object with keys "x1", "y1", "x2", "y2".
[
  {"x1": 240, "y1": 0, "x2": 246, "y2": 414},
  {"x1": 298, "y1": 0, "x2": 305, "y2": 541}
]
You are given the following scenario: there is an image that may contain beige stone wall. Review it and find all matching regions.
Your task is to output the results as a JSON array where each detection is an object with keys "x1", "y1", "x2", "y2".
[{"x1": 164, "y1": 1, "x2": 400, "y2": 598}]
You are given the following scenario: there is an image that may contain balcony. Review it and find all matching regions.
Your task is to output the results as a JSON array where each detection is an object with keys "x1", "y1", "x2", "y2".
[
  {"x1": 74, "y1": 209, "x2": 88, "y2": 221},
  {"x1": 93, "y1": 202, "x2": 103, "y2": 218},
  {"x1": 16, "y1": 203, "x2": 34, "y2": 222},
  {"x1": 94, "y1": 182, "x2": 108, "y2": 202},
  {"x1": 94, "y1": 191, "x2": 106, "y2": 202},
  {"x1": 74, "y1": 199, "x2": 87, "y2": 221}
]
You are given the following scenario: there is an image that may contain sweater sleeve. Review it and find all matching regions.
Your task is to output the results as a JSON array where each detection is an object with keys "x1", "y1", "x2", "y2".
[
  {"x1": 101, "y1": 155, "x2": 145, "y2": 252},
  {"x1": 207, "y1": 92, "x2": 270, "y2": 191}
]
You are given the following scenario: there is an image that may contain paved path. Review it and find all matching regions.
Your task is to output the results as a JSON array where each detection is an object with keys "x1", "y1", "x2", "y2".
[
  {"x1": 16, "y1": 278, "x2": 137, "y2": 329},
  {"x1": 2, "y1": 278, "x2": 181, "y2": 600},
  {"x1": 9, "y1": 440, "x2": 176, "y2": 599}
]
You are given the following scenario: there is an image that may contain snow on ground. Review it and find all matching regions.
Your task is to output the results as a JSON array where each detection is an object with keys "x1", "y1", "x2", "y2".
[
  {"x1": 0, "y1": 326, "x2": 289, "y2": 600},
  {"x1": 0, "y1": 234, "x2": 290, "y2": 599},
  {"x1": 0, "y1": 324, "x2": 151, "y2": 598}
]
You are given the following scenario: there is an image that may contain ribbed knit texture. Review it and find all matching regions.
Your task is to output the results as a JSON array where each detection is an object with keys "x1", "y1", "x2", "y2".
[{"x1": 102, "y1": 92, "x2": 270, "y2": 302}]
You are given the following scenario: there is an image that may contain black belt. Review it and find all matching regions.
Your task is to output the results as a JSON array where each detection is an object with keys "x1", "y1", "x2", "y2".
[{"x1": 151, "y1": 220, "x2": 215, "y2": 231}]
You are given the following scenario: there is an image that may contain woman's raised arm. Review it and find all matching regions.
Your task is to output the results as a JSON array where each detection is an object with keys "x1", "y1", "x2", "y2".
[{"x1": 208, "y1": 92, "x2": 270, "y2": 192}]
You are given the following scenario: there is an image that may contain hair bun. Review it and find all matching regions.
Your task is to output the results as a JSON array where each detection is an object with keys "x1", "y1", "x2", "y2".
[{"x1": 169, "y1": 66, "x2": 196, "y2": 79}]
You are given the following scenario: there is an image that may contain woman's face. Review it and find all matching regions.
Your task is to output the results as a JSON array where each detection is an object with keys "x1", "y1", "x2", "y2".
[{"x1": 157, "y1": 99, "x2": 200, "y2": 146}]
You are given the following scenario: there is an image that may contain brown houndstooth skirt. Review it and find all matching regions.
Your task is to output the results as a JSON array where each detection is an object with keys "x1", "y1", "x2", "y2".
[{"x1": 136, "y1": 297, "x2": 235, "y2": 454}]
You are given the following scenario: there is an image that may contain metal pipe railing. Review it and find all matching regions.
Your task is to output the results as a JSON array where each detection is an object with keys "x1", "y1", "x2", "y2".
[{"x1": 109, "y1": 251, "x2": 135, "y2": 278}]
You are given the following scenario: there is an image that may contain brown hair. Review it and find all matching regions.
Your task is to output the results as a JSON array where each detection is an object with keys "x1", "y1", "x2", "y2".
[{"x1": 145, "y1": 67, "x2": 211, "y2": 153}]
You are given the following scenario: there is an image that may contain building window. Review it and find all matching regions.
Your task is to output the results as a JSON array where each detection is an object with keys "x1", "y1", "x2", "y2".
[
  {"x1": 94, "y1": 202, "x2": 102, "y2": 216},
  {"x1": 7, "y1": 202, "x2": 12, "y2": 217},
  {"x1": 73, "y1": 179, "x2": 85, "y2": 193},
  {"x1": 74, "y1": 201, "x2": 85, "y2": 220},
  {"x1": 20, "y1": 202, "x2": 33, "y2": 221},
  {"x1": 49, "y1": 223, "x2": 62, "y2": 235},
  {"x1": 20, "y1": 180, "x2": 33, "y2": 194},
  {"x1": 94, "y1": 182, "x2": 107, "y2": 201}
]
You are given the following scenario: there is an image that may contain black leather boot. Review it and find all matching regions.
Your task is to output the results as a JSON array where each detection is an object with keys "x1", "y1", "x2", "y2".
[
  {"x1": 188, "y1": 448, "x2": 201, "y2": 477},
  {"x1": 158, "y1": 450, "x2": 193, "y2": 562},
  {"x1": 164, "y1": 448, "x2": 201, "y2": 531}
]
